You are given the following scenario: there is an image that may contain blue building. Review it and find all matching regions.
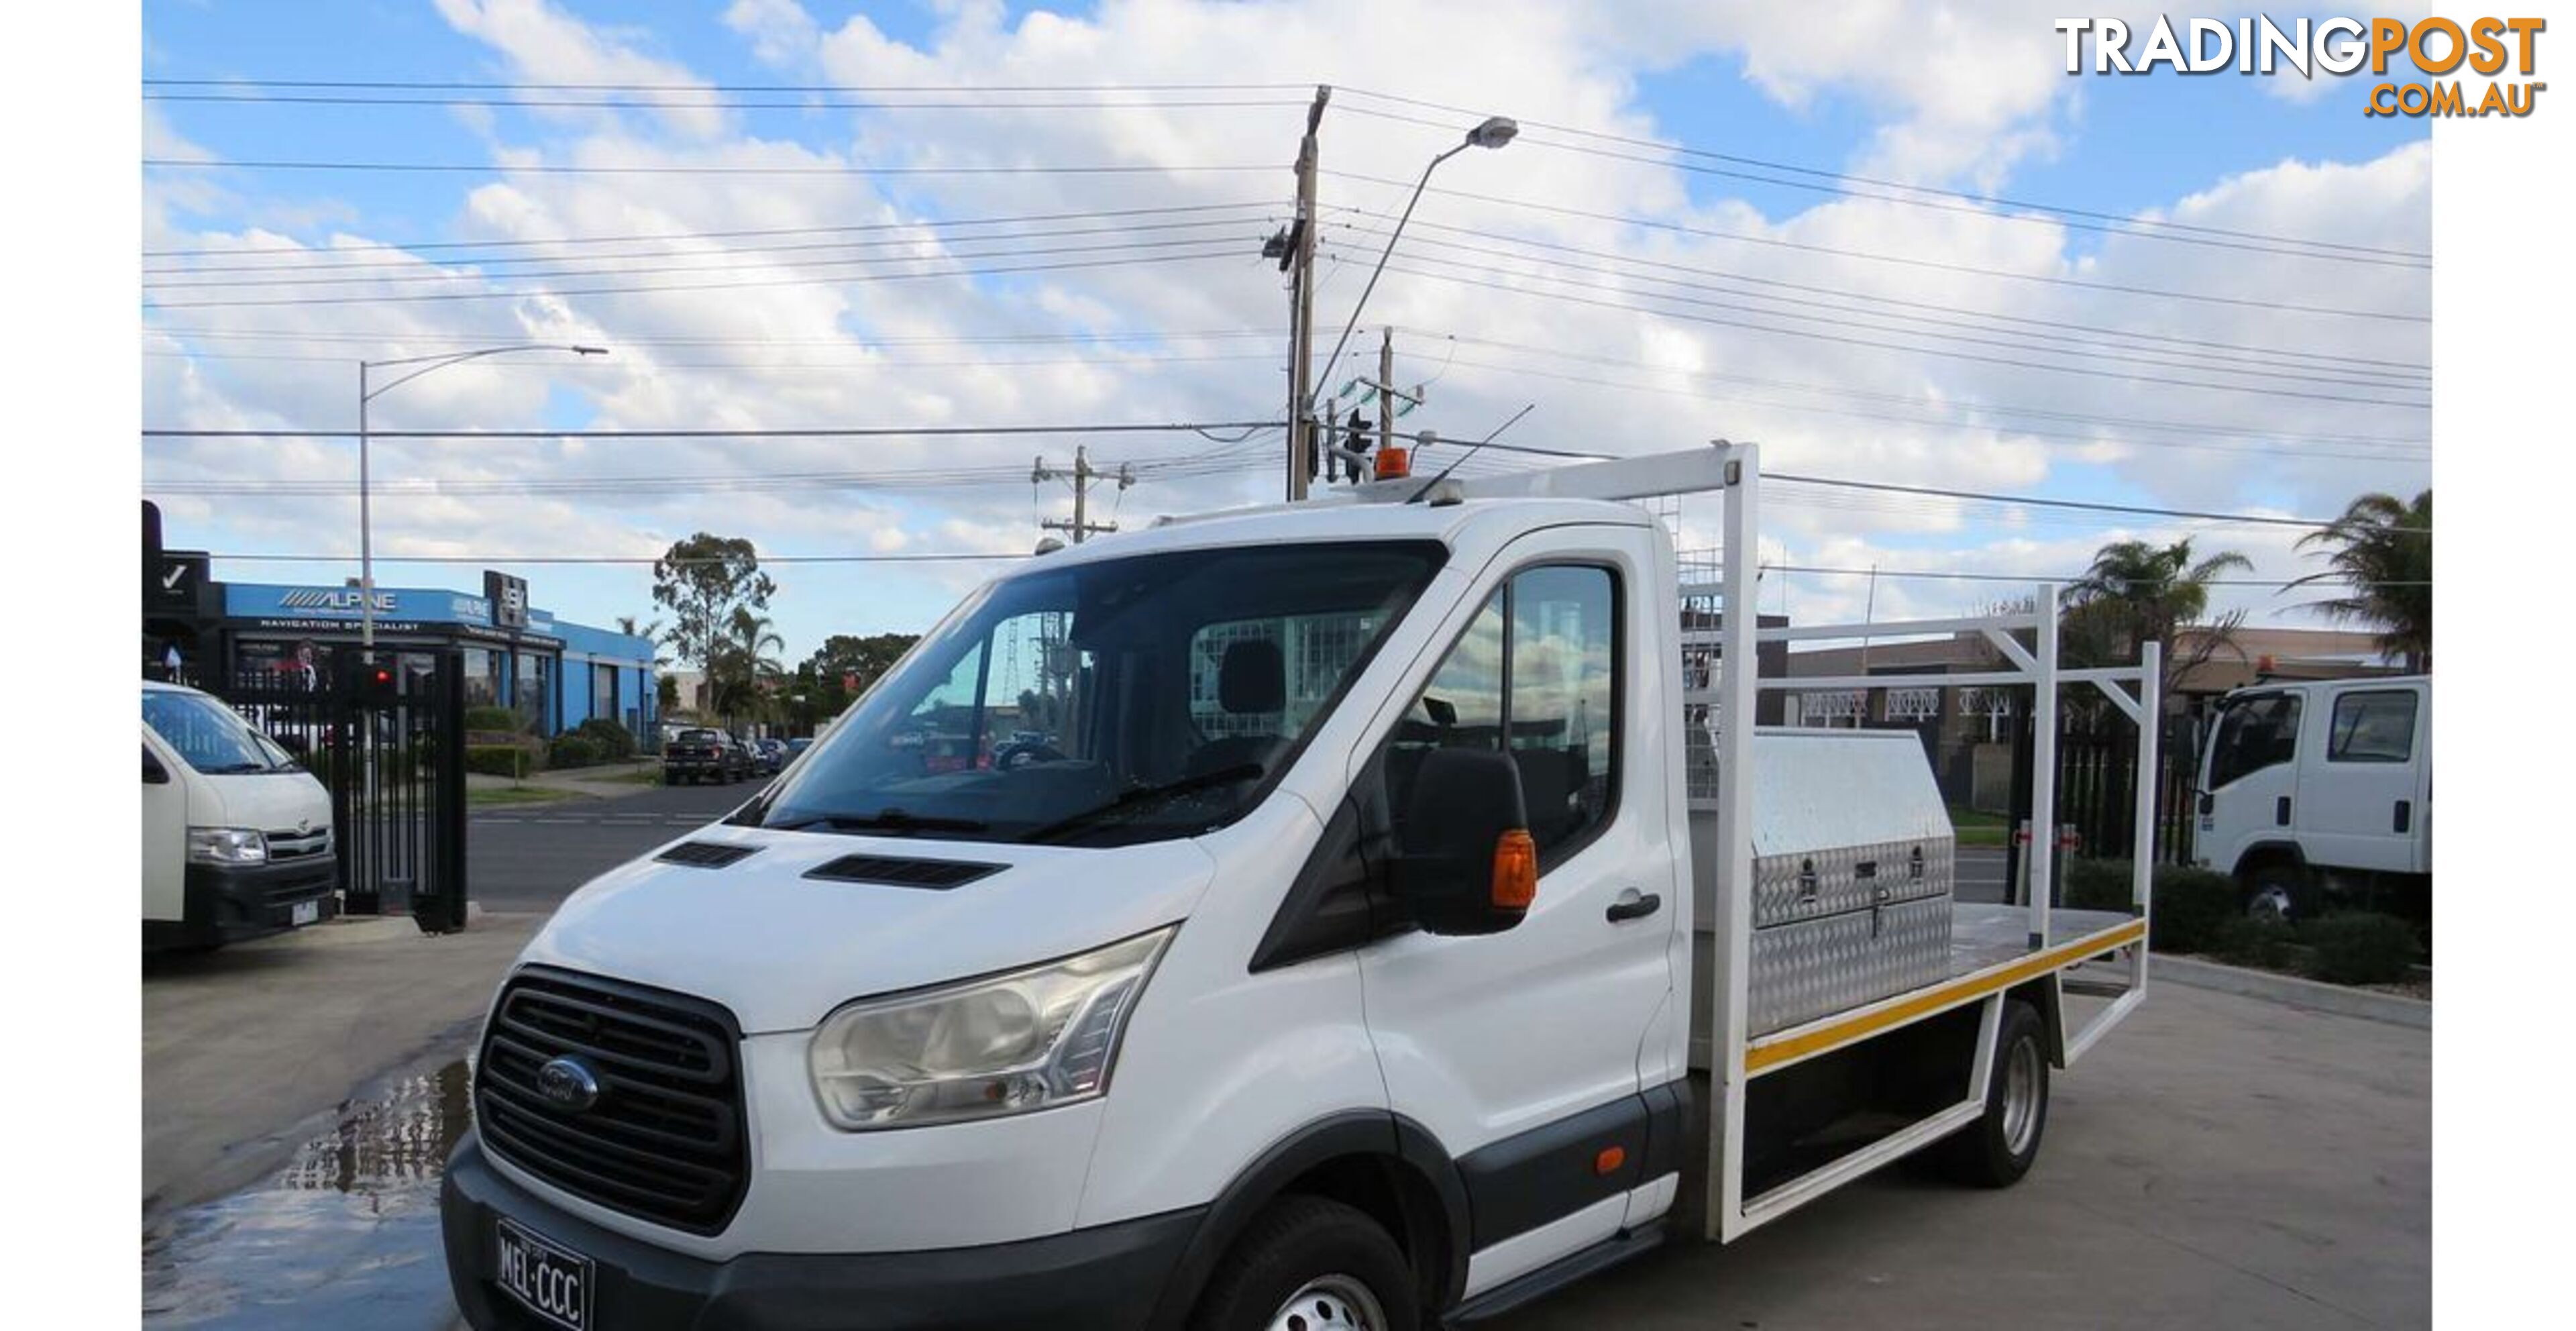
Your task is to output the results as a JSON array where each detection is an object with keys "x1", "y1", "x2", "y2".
[{"x1": 195, "y1": 574, "x2": 659, "y2": 741}]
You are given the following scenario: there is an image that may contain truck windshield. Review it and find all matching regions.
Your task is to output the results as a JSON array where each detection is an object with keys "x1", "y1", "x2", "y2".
[
  {"x1": 750, "y1": 540, "x2": 1447, "y2": 847},
  {"x1": 144, "y1": 690, "x2": 294, "y2": 775}
]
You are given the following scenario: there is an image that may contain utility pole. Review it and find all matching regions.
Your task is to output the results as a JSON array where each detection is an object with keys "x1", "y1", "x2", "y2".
[
  {"x1": 1284, "y1": 85, "x2": 1330, "y2": 502},
  {"x1": 1032, "y1": 445, "x2": 1132, "y2": 545},
  {"x1": 1377, "y1": 327, "x2": 1395, "y2": 446}
]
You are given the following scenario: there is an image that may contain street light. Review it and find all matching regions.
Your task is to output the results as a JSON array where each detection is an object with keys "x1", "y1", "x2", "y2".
[
  {"x1": 1304, "y1": 115, "x2": 1515, "y2": 437},
  {"x1": 356, "y1": 343, "x2": 608, "y2": 649}
]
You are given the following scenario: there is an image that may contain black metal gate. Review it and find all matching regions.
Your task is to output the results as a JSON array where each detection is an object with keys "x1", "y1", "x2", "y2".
[{"x1": 216, "y1": 651, "x2": 469, "y2": 933}]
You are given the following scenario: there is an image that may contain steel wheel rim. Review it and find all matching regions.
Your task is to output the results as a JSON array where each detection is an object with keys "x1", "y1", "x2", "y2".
[
  {"x1": 2001, "y1": 1037, "x2": 2043, "y2": 1157},
  {"x1": 2249, "y1": 886, "x2": 2294, "y2": 921},
  {"x1": 1266, "y1": 1274, "x2": 1387, "y2": 1331}
]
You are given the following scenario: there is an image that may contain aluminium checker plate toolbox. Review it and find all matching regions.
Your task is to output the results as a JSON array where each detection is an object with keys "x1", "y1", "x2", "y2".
[{"x1": 1690, "y1": 729, "x2": 1960, "y2": 1043}]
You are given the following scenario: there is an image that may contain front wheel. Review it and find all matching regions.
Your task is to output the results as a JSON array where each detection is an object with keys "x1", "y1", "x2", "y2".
[
  {"x1": 1935, "y1": 998, "x2": 2049, "y2": 1188},
  {"x1": 2245, "y1": 862, "x2": 2310, "y2": 921},
  {"x1": 1189, "y1": 1196, "x2": 1418, "y2": 1331}
]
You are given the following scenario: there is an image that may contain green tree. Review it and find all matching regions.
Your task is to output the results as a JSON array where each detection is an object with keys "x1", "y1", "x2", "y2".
[
  {"x1": 2061, "y1": 537, "x2": 2253, "y2": 697},
  {"x1": 799, "y1": 632, "x2": 921, "y2": 712},
  {"x1": 708, "y1": 608, "x2": 788, "y2": 725},
  {"x1": 2292, "y1": 490, "x2": 2430, "y2": 672},
  {"x1": 651, "y1": 534, "x2": 775, "y2": 689}
]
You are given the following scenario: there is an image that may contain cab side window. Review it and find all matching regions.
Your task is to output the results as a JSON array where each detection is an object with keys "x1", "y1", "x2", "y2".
[
  {"x1": 2208, "y1": 693, "x2": 2302, "y2": 788},
  {"x1": 1384, "y1": 565, "x2": 1619, "y2": 866},
  {"x1": 2328, "y1": 690, "x2": 2418, "y2": 763}
]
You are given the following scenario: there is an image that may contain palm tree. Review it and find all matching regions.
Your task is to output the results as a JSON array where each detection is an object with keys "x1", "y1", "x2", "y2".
[
  {"x1": 711, "y1": 608, "x2": 786, "y2": 725},
  {"x1": 2062, "y1": 537, "x2": 2254, "y2": 697},
  {"x1": 2292, "y1": 490, "x2": 2430, "y2": 672}
]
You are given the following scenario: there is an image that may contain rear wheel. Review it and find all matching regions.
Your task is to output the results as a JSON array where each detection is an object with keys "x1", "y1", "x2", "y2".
[
  {"x1": 1935, "y1": 999, "x2": 2049, "y2": 1187},
  {"x1": 1189, "y1": 1195, "x2": 1417, "y2": 1331},
  {"x1": 2245, "y1": 861, "x2": 2310, "y2": 921}
]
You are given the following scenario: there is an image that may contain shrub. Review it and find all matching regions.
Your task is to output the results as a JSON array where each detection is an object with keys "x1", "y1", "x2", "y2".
[
  {"x1": 547, "y1": 735, "x2": 605, "y2": 769},
  {"x1": 2211, "y1": 915, "x2": 2298, "y2": 971},
  {"x1": 573, "y1": 718, "x2": 637, "y2": 760},
  {"x1": 2060, "y1": 858, "x2": 2239, "y2": 956},
  {"x1": 464, "y1": 705, "x2": 521, "y2": 733},
  {"x1": 466, "y1": 745, "x2": 530, "y2": 780},
  {"x1": 2300, "y1": 912, "x2": 2420, "y2": 986}
]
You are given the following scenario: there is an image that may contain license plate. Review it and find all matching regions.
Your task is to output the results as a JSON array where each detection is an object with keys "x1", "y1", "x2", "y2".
[
  {"x1": 289, "y1": 900, "x2": 320, "y2": 927},
  {"x1": 495, "y1": 1217, "x2": 593, "y2": 1331}
]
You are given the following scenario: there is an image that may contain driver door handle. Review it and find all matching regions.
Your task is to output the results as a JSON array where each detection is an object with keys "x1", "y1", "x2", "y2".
[{"x1": 1607, "y1": 890, "x2": 1662, "y2": 923}]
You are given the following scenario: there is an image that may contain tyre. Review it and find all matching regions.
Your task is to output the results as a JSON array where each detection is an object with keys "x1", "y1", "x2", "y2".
[
  {"x1": 2244, "y1": 861, "x2": 2310, "y2": 921},
  {"x1": 1189, "y1": 1195, "x2": 1419, "y2": 1331},
  {"x1": 1934, "y1": 999, "x2": 2049, "y2": 1188}
]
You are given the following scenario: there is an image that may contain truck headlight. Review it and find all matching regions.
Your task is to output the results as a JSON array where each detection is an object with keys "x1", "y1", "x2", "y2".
[
  {"x1": 186, "y1": 827, "x2": 269, "y2": 866},
  {"x1": 808, "y1": 926, "x2": 1174, "y2": 1130}
]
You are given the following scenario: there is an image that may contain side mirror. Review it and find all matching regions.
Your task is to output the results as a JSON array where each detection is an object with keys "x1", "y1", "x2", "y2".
[{"x1": 1392, "y1": 747, "x2": 1537, "y2": 936}]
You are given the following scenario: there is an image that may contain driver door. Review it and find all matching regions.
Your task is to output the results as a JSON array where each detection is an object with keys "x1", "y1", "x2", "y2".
[{"x1": 1356, "y1": 529, "x2": 1678, "y2": 1295}]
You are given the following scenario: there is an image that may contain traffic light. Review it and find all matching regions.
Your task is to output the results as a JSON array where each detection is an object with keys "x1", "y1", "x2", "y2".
[
  {"x1": 1344, "y1": 409, "x2": 1372, "y2": 483},
  {"x1": 352, "y1": 655, "x2": 401, "y2": 708}
]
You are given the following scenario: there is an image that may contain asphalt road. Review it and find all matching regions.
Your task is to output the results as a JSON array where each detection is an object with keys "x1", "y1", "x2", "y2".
[{"x1": 466, "y1": 779, "x2": 757, "y2": 910}]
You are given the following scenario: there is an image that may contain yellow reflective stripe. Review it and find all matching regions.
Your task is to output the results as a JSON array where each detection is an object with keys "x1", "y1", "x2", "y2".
[{"x1": 1743, "y1": 918, "x2": 2147, "y2": 1075}]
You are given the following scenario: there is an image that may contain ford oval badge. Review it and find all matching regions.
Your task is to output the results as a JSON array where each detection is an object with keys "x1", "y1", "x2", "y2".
[{"x1": 534, "y1": 1056, "x2": 603, "y2": 1114}]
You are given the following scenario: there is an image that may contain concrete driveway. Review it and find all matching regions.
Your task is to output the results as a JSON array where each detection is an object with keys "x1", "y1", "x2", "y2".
[{"x1": 1490, "y1": 981, "x2": 2428, "y2": 1330}]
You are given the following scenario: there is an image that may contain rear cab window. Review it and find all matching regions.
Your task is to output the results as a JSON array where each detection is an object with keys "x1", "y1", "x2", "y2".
[{"x1": 2327, "y1": 689, "x2": 2419, "y2": 763}]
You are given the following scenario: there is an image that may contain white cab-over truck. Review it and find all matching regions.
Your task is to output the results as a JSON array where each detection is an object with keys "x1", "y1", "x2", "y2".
[
  {"x1": 2193, "y1": 675, "x2": 2430, "y2": 918},
  {"x1": 441, "y1": 444, "x2": 2159, "y2": 1331}
]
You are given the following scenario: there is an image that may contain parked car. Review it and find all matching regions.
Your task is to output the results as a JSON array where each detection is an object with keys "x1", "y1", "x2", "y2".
[
  {"x1": 2193, "y1": 675, "x2": 2430, "y2": 919},
  {"x1": 784, "y1": 736, "x2": 815, "y2": 767},
  {"x1": 663, "y1": 728, "x2": 749, "y2": 784},
  {"x1": 143, "y1": 680, "x2": 338, "y2": 951},
  {"x1": 751, "y1": 737, "x2": 788, "y2": 776}
]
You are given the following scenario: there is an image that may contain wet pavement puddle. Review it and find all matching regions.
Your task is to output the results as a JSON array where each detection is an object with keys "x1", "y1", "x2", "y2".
[{"x1": 144, "y1": 1057, "x2": 472, "y2": 1329}]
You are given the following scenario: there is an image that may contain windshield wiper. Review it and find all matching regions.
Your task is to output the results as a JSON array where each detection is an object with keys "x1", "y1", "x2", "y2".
[
  {"x1": 197, "y1": 761, "x2": 276, "y2": 775},
  {"x1": 767, "y1": 807, "x2": 992, "y2": 836},
  {"x1": 1018, "y1": 763, "x2": 1265, "y2": 844}
]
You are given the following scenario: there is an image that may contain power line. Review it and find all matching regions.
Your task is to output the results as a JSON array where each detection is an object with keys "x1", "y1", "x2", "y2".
[
  {"x1": 142, "y1": 78, "x2": 1312, "y2": 93},
  {"x1": 142, "y1": 215, "x2": 1271, "y2": 290},
  {"x1": 213, "y1": 551, "x2": 1032, "y2": 566},
  {"x1": 145, "y1": 156, "x2": 1275, "y2": 178},
  {"x1": 143, "y1": 421, "x2": 1285, "y2": 441},
  {"x1": 142, "y1": 199, "x2": 1284, "y2": 261},
  {"x1": 1768, "y1": 473, "x2": 2428, "y2": 534},
  {"x1": 1344, "y1": 228, "x2": 2424, "y2": 391},
  {"x1": 146, "y1": 325, "x2": 1286, "y2": 348},
  {"x1": 1387, "y1": 328, "x2": 2425, "y2": 450},
  {"x1": 1323, "y1": 170, "x2": 2426, "y2": 324},
  {"x1": 1334, "y1": 100, "x2": 2426, "y2": 270},
  {"x1": 144, "y1": 243, "x2": 1242, "y2": 309},
  {"x1": 1356, "y1": 215, "x2": 2427, "y2": 375},
  {"x1": 1412, "y1": 351, "x2": 2425, "y2": 464},
  {"x1": 1332, "y1": 248, "x2": 2429, "y2": 409},
  {"x1": 146, "y1": 92, "x2": 1310, "y2": 111}
]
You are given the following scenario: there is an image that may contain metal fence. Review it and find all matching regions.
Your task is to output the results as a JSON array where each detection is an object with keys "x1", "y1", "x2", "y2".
[{"x1": 217, "y1": 651, "x2": 470, "y2": 931}]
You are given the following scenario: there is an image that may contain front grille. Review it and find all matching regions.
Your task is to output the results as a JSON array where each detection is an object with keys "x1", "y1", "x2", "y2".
[
  {"x1": 804, "y1": 854, "x2": 1006, "y2": 890},
  {"x1": 474, "y1": 967, "x2": 748, "y2": 1234},
  {"x1": 265, "y1": 829, "x2": 331, "y2": 861}
]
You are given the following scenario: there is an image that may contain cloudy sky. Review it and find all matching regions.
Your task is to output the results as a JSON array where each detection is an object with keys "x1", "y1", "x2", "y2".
[{"x1": 140, "y1": 0, "x2": 2432, "y2": 662}]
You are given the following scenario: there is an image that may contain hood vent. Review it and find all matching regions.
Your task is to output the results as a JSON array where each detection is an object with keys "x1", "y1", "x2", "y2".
[
  {"x1": 804, "y1": 854, "x2": 1006, "y2": 890},
  {"x1": 656, "y1": 841, "x2": 762, "y2": 869}
]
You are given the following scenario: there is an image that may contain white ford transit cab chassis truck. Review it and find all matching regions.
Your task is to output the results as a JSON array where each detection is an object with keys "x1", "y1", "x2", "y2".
[{"x1": 442, "y1": 443, "x2": 2160, "y2": 1331}]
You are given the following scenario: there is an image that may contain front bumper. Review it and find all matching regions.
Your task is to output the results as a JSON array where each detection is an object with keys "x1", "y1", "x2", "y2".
[
  {"x1": 158, "y1": 856, "x2": 339, "y2": 947},
  {"x1": 441, "y1": 1133, "x2": 1204, "y2": 1330}
]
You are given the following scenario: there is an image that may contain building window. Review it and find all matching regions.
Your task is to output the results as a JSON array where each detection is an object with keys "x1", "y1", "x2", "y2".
[
  {"x1": 461, "y1": 649, "x2": 499, "y2": 708},
  {"x1": 515, "y1": 651, "x2": 551, "y2": 731}
]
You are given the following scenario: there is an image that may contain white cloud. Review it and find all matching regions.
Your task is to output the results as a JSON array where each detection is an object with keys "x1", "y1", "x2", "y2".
[{"x1": 140, "y1": 0, "x2": 2430, "y2": 656}]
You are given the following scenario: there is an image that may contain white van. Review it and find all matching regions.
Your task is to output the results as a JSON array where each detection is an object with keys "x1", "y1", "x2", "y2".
[
  {"x1": 142, "y1": 680, "x2": 339, "y2": 950},
  {"x1": 2192, "y1": 676, "x2": 2430, "y2": 918},
  {"x1": 439, "y1": 445, "x2": 2154, "y2": 1331}
]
